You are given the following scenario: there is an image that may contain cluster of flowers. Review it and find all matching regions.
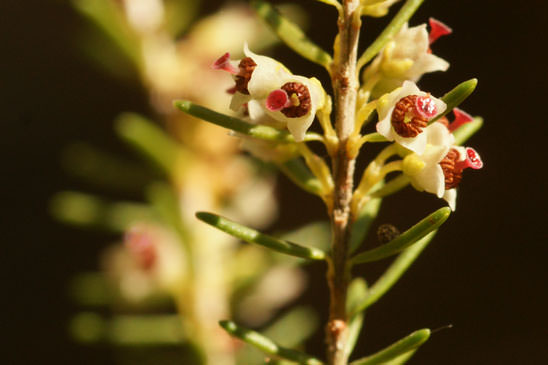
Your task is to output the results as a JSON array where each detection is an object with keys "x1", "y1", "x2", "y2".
[{"x1": 212, "y1": 18, "x2": 482, "y2": 211}]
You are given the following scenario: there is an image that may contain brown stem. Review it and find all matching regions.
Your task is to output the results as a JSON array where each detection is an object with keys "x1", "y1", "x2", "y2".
[{"x1": 326, "y1": 1, "x2": 361, "y2": 365}]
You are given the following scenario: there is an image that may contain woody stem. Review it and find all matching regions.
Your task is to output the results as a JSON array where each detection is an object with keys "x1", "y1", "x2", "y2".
[{"x1": 327, "y1": 1, "x2": 361, "y2": 364}]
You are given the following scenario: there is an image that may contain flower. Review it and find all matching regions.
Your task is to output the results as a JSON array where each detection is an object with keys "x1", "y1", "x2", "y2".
[
  {"x1": 364, "y1": 19, "x2": 451, "y2": 97},
  {"x1": 402, "y1": 123, "x2": 483, "y2": 210},
  {"x1": 376, "y1": 81, "x2": 446, "y2": 154},
  {"x1": 212, "y1": 44, "x2": 292, "y2": 113},
  {"x1": 213, "y1": 45, "x2": 325, "y2": 142}
]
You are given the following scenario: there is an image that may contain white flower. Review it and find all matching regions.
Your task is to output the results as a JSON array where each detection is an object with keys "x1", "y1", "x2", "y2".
[
  {"x1": 212, "y1": 44, "x2": 292, "y2": 112},
  {"x1": 402, "y1": 123, "x2": 483, "y2": 211},
  {"x1": 213, "y1": 45, "x2": 325, "y2": 142},
  {"x1": 262, "y1": 76, "x2": 325, "y2": 142},
  {"x1": 365, "y1": 21, "x2": 450, "y2": 97},
  {"x1": 376, "y1": 81, "x2": 446, "y2": 154}
]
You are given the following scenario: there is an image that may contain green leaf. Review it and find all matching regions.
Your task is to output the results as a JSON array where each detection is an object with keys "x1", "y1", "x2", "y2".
[
  {"x1": 264, "y1": 307, "x2": 319, "y2": 348},
  {"x1": 351, "y1": 207, "x2": 450, "y2": 264},
  {"x1": 279, "y1": 221, "x2": 331, "y2": 253},
  {"x1": 357, "y1": 0, "x2": 425, "y2": 69},
  {"x1": 70, "y1": 312, "x2": 184, "y2": 345},
  {"x1": 116, "y1": 113, "x2": 183, "y2": 178},
  {"x1": 345, "y1": 278, "x2": 368, "y2": 357},
  {"x1": 349, "y1": 197, "x2": 382, "y2": 253},
  {"x1": 50, "y1": 191, "x2": 154, "y2": 232},
  {"x1": 345, "y1": 311, "x2": 365, "y2": 359},
  {"x1": 146, "y1": 183, "x2": 189, "y2": 244},
  {"x1": 196, "y1": 212, "x2": 327, "y2": 260},
  {"x1": 352, "y1": 231, "x2": 437, "y2": 313},
  {"x1": 251, "y1": 0, "x2": 332, "y2": 68},
  {"x1": 72, "y1": 0, "x2": 141, "y2": 68},
  {"x1": 175, "y1": 100, "x2": 322, "y2": 143},
  {"x1": 369, "y1": 175, "x2": 410, "y2": 199},
  {"x1": 453, "y1": 117, "x2": 483, "y2": 145},
  {"x1": 62, "y1": 143, "x2": 154, "y2": 192},
  {"x1": 432, "y1": 79, "x2": 478, "y2": 122},
  {"x1": 279, "y1": 158, "x2": 324, "y2": 195},
  {"x1": 350, "y1": 329, "x2": 430, "y2": 365},
  {"x1": 220, "y1": 320, "x2": 324, "y2": 365}
]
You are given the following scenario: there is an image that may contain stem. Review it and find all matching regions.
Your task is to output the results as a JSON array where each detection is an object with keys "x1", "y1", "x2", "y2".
[{"x1": 327, "y1": 1, "x2": 361, "y2": 364}]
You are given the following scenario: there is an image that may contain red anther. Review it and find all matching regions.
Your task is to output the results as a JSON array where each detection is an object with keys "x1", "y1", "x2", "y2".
[
  {"x1": 415, "y1": 95, "x2": 437, "y2": 119},
  {"x1": 456, "y1": 147, "x2": 483, "y2": 170},
  {"x1": 226, "y1": 85, "x2": 237, "y2": 95},
  {"x1": 266, "y1": 89, "x2": 291, "y2": 111},
  {"x1": 448, "y1": 108, "x2": 473, "y2": 132},
  {"x1": 429, "y1": 18, "x2": 452, "y2": 44},
  {"x1": 212, "y1": 52, "x2": 238, "y2": 74}
]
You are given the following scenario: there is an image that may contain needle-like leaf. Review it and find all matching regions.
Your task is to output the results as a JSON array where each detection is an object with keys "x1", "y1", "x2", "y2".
[
  {"x1": 352, "y1": 208, "x2": 450, "y2": 264},
  {"x1": 350, "y1": 329, "x2": 430, "y2": 365},
  {"x1": 196, "y1": 212, "x2": 327, "y2": 260},
  {"x1": 432, "y1": 78, "x2": 478, "y2": 122},
  {"x1": 174, "y1": 100, "x2": 321, "y2": 143},
  {"x1": 251, "y1": 0, "x2": 333, "y2": 69},
  {"x1": 220, "y1": 320, "x2": 324, "y2": 365}
]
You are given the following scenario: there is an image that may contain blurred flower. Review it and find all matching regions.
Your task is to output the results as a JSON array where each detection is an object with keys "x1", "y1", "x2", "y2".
[
  {"x1": 103, "y1": 222, "x2": 187, "y2": 302},
  {"x1": 376, "y1": 80, "x2": 446, "y2": 154}
]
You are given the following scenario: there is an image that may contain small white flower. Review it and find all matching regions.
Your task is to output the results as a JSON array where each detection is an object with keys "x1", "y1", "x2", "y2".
[
  {"x1": 402, "y1": 123, "x2": 483, "y2": 210},
  {"x1": 376, "y1": 81, "x2": 446, "y2": 154},
  {"x1": 213, "y1": 45, "x2": 325, "y2": 142},
  {"x1": 365, "y1": 20, "x2": 451, "y2": 97}
]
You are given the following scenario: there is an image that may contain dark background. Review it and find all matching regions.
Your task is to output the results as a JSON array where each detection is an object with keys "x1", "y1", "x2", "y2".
[{"x1": 2, "y1": 0, "x2": 547, "y2": 363}]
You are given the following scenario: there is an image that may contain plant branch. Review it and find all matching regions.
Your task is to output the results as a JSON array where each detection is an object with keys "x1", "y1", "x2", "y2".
[{"x1": 326, "y1": 1, "x2": 361, "y2": 364}]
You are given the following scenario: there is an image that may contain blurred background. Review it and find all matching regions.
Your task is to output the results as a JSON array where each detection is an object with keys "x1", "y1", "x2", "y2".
[{"x1": 2, "y1": 0, "x2": 546, "y2": 364}]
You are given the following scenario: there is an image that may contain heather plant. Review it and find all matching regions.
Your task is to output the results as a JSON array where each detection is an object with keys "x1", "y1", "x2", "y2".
[
  {"x1": 174, "y1": 0, "x2": 484, "y2": 364},
  {"x1": 53, "y1": 1, "x2": 317, "y2": 364}
]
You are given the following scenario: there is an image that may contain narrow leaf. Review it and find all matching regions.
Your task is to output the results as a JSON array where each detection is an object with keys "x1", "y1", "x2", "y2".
[
  {"x1": 279, "y1": 158, "x2": 324, "y2": 195},
  {"x1": 432, "y1": 78, "x2": 478, "y2": 122},
  {"x1": 62, "y1": 143, "x2": 154, "y2": 192},
  {"x1": 357, "y1": 0, "x2": 425, "y2": 69},
  {"x1": 370, "y1": 175, "x2": 410, "y2": 199},
  {"x1": 220, "y1": 320, "x2": 324, "y2": 365},
  {"x1": 350, "y1": 329, "x2": 430, "y2": 365},
  {"x1": 196, "y1": 212, "x2": 327, "y2": 260},
  {"x1": 116, "y1": 113, "x2": 182, "y2": 177},
  {"x1": 352, "y1": 207, "x2": 450, "y2": 264},
  {"x1": 50, "y1": 191, "x2": 154, "y2": 232},
  {"x1": 345, "y1": 278, "x2": 368, "y2": 357},
  {"x1": 453, "y1": 117, "x2": 483, "y2": 145},
  {"x1": 70, "y1": 312, "x2": 184, "y2": 345},
  {"x1": 353, "y1": 231, "x2": 437, "y2": 313},
  {"x1": 349, "y1": 198, "x2": 382, "y2": 253},
  {"x1": 175, "y1": 100, "x2": 292, "y2": 142},
  {"x1": 251, "y1": 0, "x2": 333, "y2": 68},
  {"x1": 345, "y1": 312, "x2": 365, "y2": 359},
  {"x1": 72, "y1": 0, "x2": 141, "y2": 67},
  {"x1": 147, "y1": 182, "x2": 189, "y2": 243}
]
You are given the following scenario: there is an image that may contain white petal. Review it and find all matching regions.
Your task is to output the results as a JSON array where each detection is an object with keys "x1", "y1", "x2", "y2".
[
  {"x1": 425, "y1": 122, "x2": 454, "y2": 148},
  {"x1": 287, "y1": 115, "x2": 314, "y2": 142},
  {"x1": 395, "y1": 131, "x2": 427, "y2": 155},
  {"x1": 443, "y1": 189, "x2": 457, "y2": 211},
  {"x1": 409, "y1": 53, "x2": 449, "y2": 80},
  {"x1": 415, "y1": 163, "x2": 445, "y2": 197},
  {"x1": 244, "y1": 44, "x2": 292, "y2": 98}
]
